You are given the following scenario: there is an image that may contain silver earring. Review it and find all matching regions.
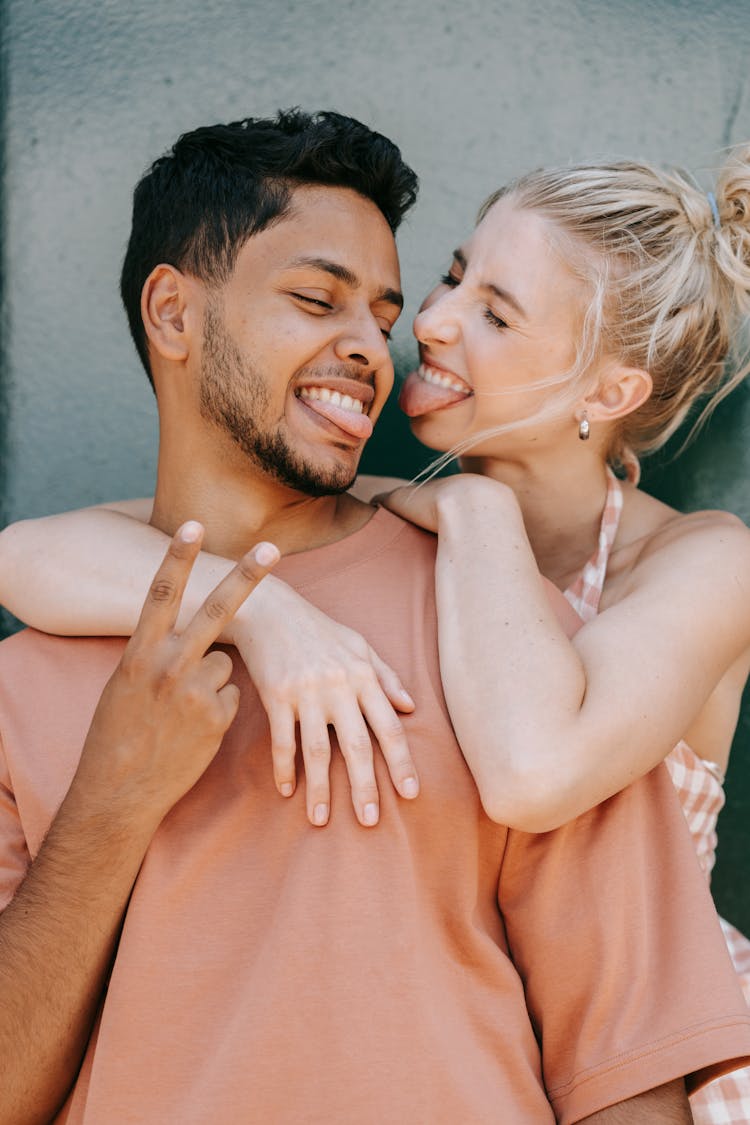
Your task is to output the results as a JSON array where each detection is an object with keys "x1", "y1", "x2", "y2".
[{"x1": 578, "y1": 411, "x2": 590, "y2": 441}]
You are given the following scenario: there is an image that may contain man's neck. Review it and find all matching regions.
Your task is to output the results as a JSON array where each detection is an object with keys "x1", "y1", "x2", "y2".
[{"x1": 150, "y1": 453, "x2": 373, "y2": 561}]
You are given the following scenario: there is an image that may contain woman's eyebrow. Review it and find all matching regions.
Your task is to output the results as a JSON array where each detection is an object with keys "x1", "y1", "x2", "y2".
[
  {"x1": 452, "y1": 248, "x2": 527, "y2": 320},
  {"x1": 285, "y1": 256, "x2": 403, "y2": 310}
]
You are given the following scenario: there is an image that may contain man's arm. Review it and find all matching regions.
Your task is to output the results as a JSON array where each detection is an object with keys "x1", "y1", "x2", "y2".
[
  {"x1": 579, "y1": 1080, "x2": 692, "y2": 1123},
  {"x1": 0, "y1": 527, "x2": 277, "y2": 1125},
  {"x1": 0, "y1": 785, "x2": 167, "y2": 1125}
]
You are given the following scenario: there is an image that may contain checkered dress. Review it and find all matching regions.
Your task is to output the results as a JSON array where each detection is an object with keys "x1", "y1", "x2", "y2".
[{"x1": 564, "y1": 469, "x2": 750, "y2": 1123}]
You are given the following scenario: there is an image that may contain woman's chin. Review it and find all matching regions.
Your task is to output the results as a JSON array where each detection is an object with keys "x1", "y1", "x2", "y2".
[{"x1": 408, "y1": 412, "x2": 465, "y2": 453}]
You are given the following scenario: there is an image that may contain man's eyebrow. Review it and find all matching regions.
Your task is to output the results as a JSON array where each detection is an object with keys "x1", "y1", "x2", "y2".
[
  {"x1": 452, "y1": 248, "x2": 527, "y2": 320},
  {"x1": 285, "y1": 256, "x2": 403, "y2": 310}
]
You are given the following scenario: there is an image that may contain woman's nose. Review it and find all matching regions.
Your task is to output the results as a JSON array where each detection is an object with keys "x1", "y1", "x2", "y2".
[{"x1": 413, "y1": 288, "x2": 461, "y2": 347}]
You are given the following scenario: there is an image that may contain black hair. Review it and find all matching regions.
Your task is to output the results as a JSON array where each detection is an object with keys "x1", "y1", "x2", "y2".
[{"x1": 119, "y1": 108, "x2": 419, "y2": 384}]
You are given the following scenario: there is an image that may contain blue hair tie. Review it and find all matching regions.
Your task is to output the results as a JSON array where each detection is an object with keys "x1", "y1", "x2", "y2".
[{"x1": 707, "y1": 191, "x2": 721, "y2": 229}]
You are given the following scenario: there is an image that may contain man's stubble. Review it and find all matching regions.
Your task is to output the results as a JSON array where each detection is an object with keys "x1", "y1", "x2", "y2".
[{"x1": 199, "y1": 302, "x2": 357, "y2": 497}]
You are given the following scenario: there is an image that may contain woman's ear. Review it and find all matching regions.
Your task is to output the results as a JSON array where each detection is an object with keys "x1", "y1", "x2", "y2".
[
  {"x1": 140, "y1": 265, "x2": 195, "y2": 364},
  {"x1": 581, "y1": 363, "x2": 653, "y2": 425}
]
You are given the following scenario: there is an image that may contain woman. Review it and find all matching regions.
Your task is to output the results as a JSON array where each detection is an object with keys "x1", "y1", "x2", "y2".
[{"x1": 2, "y1": 149, "x2": 750, "y2": 1120}]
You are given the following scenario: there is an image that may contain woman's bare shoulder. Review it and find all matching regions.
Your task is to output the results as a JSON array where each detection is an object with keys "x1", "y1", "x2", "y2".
[
  {"x1": 613, "y1": 484, "x2": 750, "y2": 587},
  {"x1": 602, "y1": 485, "x2": 750, "y2": 607},
  {"x1": 637, "y1": 493, "x2": 748, "y2": 554}
]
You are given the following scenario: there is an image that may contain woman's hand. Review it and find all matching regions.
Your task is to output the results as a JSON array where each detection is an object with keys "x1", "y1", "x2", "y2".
[
  {"x1": 378, "y1": 474, "x2": 515, "y2": 532},
  {"x1": 226, "y1": 576, "x2": 418, "y2": 828},
  {"x1": 375, "y1": 479, "x2": 451, "y2": 532}
]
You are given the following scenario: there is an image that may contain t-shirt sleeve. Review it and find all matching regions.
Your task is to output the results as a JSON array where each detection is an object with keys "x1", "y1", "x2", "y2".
[
  {"x1": 498, "y1": 761, "x2": 750, "y2": 1125},
  {"x1": 0, "y1": 732, "x2": 31, "y2": 911}
]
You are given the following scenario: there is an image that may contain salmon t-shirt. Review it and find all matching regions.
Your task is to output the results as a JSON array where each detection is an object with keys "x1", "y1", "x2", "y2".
[{"x1": 0, "y1": 509, "x2": 748, "y2": 1124}]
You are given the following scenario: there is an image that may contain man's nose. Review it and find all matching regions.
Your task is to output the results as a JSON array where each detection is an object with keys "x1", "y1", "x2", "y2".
[{"x1": 334, "y1": 313, "x2": 391, "y2": 369}]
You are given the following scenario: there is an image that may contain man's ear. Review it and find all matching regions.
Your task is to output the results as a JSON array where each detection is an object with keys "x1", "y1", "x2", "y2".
[
  {"x1": 578, "y1": 364, "x2": 653, "y2": 426},
  {"x1": 141, "y1": 265, "x2": 197, "y2": 364}
]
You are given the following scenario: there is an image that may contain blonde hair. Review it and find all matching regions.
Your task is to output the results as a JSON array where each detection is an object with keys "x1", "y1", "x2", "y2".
[{"x1": 469, "y1": 147, "x2": 750, "y2": 482}]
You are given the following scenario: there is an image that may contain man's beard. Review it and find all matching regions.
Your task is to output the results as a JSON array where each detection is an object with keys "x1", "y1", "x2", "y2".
[{"x1": 199, "y1": 304, "x2": 357, "y2": 496}]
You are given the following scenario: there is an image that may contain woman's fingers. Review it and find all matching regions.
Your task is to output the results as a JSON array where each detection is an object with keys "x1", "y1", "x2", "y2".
[
  {"x1": 357, "y1": 680, "x2": 419, "y2": 801},
  {"x1": 371, "y1": 650, "x2": 415, "y2": 713},
  {"x1": 326, "y1": 698, "x2": 382, "y2": 827},
  {"x1": 271, "y1": 661, "x2": 417, "y2": 824},
  {"x1": 268, "y1": 705, "x2": 298, "y2": 798},
  {"x1": 231, "y1": 582, "x2": 418, "y2": 825},
  {"x1": 376, "y1": 484, "x2": 441, "y2": 532},
  {"x1": 298, "y1": 703, "x2": 332, "y2": 827}
]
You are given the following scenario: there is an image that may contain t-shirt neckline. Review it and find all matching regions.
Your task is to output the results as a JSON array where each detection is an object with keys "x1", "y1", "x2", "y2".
[{"x1": 272, "y1": 505, "x2": 410, "y2": 590}]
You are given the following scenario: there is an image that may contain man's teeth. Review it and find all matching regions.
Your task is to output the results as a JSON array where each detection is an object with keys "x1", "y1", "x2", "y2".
[
  {"x1": 298, "y1": 387, "x2": 365, "y2": 414},
  {"x1": 418, "y1": 363, "x2": 470, "y2": 394}
]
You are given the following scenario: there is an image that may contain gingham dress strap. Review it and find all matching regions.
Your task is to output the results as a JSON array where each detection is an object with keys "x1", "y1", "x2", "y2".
[
  {"x1": 563, "y1": 468, "x2": 623, "y2": 622},
  {"x1": 664, "y1": 739, "x2": 725, "y2": 881}
]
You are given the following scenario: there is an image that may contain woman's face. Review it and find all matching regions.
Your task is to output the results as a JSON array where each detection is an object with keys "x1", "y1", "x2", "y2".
[{"x1": 400, "y1": 196, "x2": 592, "y2": 457}]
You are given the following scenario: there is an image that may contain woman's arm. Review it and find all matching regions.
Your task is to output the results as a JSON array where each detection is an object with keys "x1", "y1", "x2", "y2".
[
  {"x1": 0, "y1": 503, "x2": 157, "y2": 636},
  {"x1": 0, "y1": 504, "x2": 419, "y2": 828},
  {"x1": 0, "y1": 477, "x2": 401, "y2": 633},
  {"x1": 384, "y1": 475, "x2": 750, "y2": 831}
]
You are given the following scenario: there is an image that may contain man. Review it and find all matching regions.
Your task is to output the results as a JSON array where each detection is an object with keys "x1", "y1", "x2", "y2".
[{"x1": 0, "y1": 110, "x2": 748, "y2": 1124}]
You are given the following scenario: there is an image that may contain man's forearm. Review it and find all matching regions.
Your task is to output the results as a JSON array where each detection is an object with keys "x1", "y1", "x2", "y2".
[
  {"x1": 0, "y1": 783, "x2": 155, "y2": 1125},
  {"x1": 578, "y1": 1079, "x2": 692, "y2": 1123}
]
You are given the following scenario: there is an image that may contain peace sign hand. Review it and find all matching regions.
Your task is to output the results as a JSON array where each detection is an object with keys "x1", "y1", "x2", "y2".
[{"x1": 73, "y1": 521, "x2": 280, "y2": 836}]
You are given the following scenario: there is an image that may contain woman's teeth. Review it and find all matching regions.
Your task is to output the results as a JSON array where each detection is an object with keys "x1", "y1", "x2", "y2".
[
  {"x1": 298, "y1": 387, "x2": 365, "y2": 414},
  {"x1": 418, "y1": 363, "x2": 470, "y2": 395}
]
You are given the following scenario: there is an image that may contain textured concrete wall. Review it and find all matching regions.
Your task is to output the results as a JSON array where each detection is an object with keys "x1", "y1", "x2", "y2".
[{"x1": 2, "y1": 0, "x2": 749, "y2": 923}]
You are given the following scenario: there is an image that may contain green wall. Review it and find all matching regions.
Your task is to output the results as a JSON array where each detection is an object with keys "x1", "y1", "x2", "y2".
[{"x1": 1, "y1": 0, "x2": 748, "y2": 928}]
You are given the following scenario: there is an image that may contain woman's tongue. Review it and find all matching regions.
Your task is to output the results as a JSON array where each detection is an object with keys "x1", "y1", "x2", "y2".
[
  {"x1": 298, "y1": 391, "x2": 373, "y2": 439},
  {"x1": 398, "y1": 369, "x2": 471, "y2": 418}
]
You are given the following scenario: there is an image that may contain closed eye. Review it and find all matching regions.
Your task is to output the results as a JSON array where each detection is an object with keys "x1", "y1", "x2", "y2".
[
  {"x1": 292, "y1": 293, "x2": 333, "y2": 310},
  {"x1": 440, "y1": 273, "x2": 460, "y2": 287},
  {"x1": 483, "y1": 308, "x2": 508, "y2": 330}
]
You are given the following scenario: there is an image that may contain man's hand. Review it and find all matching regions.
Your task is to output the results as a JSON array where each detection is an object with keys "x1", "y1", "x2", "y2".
[{"x1": 73, "y1": 521, "x2": 279, "y2": 833}]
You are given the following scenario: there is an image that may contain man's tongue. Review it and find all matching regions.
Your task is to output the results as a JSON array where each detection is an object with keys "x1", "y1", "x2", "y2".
[
  {"x1": 299, "y1": 393, "x2": 373, "y2": 439},
  {"x1": 398, "y1": 369, "x2": 471, "y2": 418}
]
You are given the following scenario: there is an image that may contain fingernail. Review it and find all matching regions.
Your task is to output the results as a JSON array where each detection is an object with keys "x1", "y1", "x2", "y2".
[
  {"x1": 254, "y1": 542, "x2": 280, "y2": 567},
  {"x1": 399, "y1": 690, "x2": 415, "y2": 707},
  {"x1": 181, "y1": 521, "x2": 202, "y2": 542},
  {"x1": 402, "y1": 777, "x2": 419, "y2": 798},
  {"x1": 363, "y1": 802, "x2": 379, "y2": 826},
  {"x1": 280, "y1": 782, "x2": 293, "y2": 797},
  {"x1": 313, "y1": 803, "x2": 329, "y2": 826}
]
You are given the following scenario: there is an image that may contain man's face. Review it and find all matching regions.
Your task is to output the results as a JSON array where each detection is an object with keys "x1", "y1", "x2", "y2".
[{"x1": 198, "y1": 185, "x2": 403, "y2": 495}]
